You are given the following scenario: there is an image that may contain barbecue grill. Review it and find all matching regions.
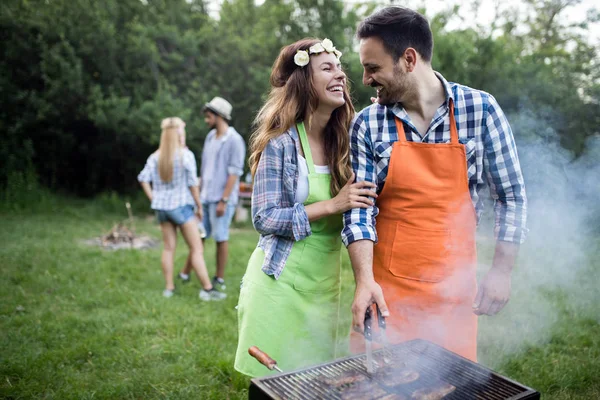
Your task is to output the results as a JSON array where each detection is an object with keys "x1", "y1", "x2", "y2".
[{"x1": 249, "y1": 339, "x2": 540, "y2": 400}]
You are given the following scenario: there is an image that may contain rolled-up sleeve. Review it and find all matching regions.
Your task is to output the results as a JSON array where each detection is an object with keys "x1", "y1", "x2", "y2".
[
  {"x1": 342, "y1": 113, "x2": 379, "y2": 247},
  {"x1": 227, "y1": 136, "x2": 246, "y2": 176},
  {"x1": 184, "y1": 151, "x2": 199, "y2": 187},
  {"x1": 483, "y1": 95, "x2": 528, "y2": 243},
  {"x1": 137, "y1": 155, "x2": 155, "y2": 183},
  {"x1": 252, "y1": 138, "x2": 311, "y2": 241}
]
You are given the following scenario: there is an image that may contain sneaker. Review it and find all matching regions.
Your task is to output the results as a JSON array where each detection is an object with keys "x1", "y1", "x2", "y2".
[
  {"x1": 178, "y1": 272, "x2": 191, "y2": 283},
  {"x1": 199, "y1": 288, "x2": 227, "y2": 301},
  {"x1": 212, "y1": 276, "x2": 226, "y2": 291},
  {"x1": 163, "y1": 289, "x2": 175, "y2": 298}
]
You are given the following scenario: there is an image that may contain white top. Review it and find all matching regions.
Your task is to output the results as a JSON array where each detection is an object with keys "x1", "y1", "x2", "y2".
[{"x1": 295, "y1": 154, "x2": 330, "y2": 203}]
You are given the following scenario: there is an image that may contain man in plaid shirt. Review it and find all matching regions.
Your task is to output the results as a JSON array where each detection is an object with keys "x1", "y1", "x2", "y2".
[{"x1": 345, "y1": 7, "x2": 527, "y2": 361}]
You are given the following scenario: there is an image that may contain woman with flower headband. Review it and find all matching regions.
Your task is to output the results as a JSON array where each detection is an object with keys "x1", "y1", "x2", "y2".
[
  {"x1": 234, "y1": 38, "x2": 378, "y2": 376},
  {"x1": 138, "y1": 117, "x2": 226, "y2": 301}
]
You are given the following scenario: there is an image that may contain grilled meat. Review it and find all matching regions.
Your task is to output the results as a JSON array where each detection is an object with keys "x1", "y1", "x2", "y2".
[
  {"x1": 318, "y1": 371, "x2": 367, "y2": 387},
  {"x1": 377, "y1": 393, "x2": 408, "y2": 400},
  {"x1": 338, "y1": 384, "x2": 387, "y2": 400},
  {"x1": 411, "y1": 382, "x2": 456, "y2": 400},
  {"x1": 375, "y1": 366, "x2": 420, "y2": 386}
]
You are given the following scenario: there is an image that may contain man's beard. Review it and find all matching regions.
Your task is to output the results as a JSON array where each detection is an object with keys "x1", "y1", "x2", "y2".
[{"x1": 377, "y1": 67, "x2": 409, "y2": 105}]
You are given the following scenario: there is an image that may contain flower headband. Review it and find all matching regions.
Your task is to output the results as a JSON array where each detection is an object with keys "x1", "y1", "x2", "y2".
[{"x1": 294, "y1": 38, "x2": 342, "y2": 67}]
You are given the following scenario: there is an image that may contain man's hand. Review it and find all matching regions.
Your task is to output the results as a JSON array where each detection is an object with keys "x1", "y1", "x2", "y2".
[
  {"x1": 351, "y1": 279, "x2": 389, "y2": 333},
  {"x1": 474, "y1": 241, "x2": 519, "y2": 316},
  {"x1": 216, "y1": 201, "x2": 226, "y2": 217},
  {"x1": 473, "y1": 267, "x2": 512, "y2": 316}
]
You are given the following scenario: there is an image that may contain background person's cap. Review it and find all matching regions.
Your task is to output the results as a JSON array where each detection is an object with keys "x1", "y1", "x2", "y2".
[{"x1": 203, "y1": 97, "x2": 232, "y2": 120}]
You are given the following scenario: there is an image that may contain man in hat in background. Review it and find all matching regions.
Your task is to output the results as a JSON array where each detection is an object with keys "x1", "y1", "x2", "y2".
[{"x1": 179, "y1": 96, "x2": 246, "y2": 291}]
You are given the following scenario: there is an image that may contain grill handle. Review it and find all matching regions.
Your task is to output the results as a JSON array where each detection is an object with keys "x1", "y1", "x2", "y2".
[{"x1": 248, "y1": 346, "x2": 283, "y2": 373}]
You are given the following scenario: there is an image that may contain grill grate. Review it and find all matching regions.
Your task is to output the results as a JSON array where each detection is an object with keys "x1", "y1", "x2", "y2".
[{"x1": 249, "y1": 339, "x2": 540, "y2": 400}]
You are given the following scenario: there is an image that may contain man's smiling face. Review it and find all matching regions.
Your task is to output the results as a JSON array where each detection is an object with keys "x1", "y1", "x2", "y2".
[{"x1": 359, "y1": 37, "x2": 411, "y2": 105}]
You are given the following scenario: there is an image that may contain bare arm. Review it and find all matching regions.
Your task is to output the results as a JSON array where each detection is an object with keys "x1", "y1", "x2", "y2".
[
  {"x1": 348, "y1": 239, "x2": 389, "y2": 333},
  {"x1": 474, "y1": 241, "x2": 519, "y2": 316},
  {"x1": 189, "y1": 186, "x2": 202, "y2": 209},
  {"x1": 189, "y1": 185, "x2": 203, "y2": 220},
  {"x1": 140, "y1": 182, "x2": 152, "y2": 202},
  {"x1": 221, "y1": 174, "x2": 238, "y2": 200}
]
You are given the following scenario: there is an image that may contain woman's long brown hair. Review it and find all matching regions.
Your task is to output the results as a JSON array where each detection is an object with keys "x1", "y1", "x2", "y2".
[{"x1": 249, "y1": 38, "x2": 355, "y2": 196}]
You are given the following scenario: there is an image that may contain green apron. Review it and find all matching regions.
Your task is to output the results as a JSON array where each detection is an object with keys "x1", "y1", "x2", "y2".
[{"x1": 234, "y1": 122, "x2": 343, "y2": 377}]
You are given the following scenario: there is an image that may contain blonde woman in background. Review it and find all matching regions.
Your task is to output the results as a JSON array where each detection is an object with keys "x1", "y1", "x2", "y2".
[{"x1": 138, "y1": 117, "x2": 226, "y2": 301}]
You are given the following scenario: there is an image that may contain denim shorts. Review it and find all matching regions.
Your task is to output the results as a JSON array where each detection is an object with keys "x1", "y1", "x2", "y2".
[
  {"x1": 201, "y1": 202, "x2": 236, "y2": 242},
  {"x1": 156, "y1": 204, "x2": 195, "y2": 226}
]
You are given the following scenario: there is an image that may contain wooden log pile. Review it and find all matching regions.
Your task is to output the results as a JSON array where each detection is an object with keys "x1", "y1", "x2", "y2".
[{"x1": 101, "y1": 223, "x2": 136, "y2": 247}]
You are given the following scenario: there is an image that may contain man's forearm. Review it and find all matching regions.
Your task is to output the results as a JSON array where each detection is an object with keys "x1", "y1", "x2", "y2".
[
  {"x1": 347, "y1": 239, "x2": 375, "y2": 284},
  {"x1": 492, "y1": 241, "x2": 520, "y2": 272},
  {"x1": 221, "y1": 174, "x2": 238, "y2": 200}
]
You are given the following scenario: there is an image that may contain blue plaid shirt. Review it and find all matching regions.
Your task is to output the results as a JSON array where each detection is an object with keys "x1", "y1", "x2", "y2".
[
  {"x1": 342, "y1": 72, "x2": 527, "y2": 246},
  {"x1": 137, "y1": 148, "x2": 199, "y2": 210},
  {"x1": 251, "y1": 126, "x2": 312, "y2": 279}
]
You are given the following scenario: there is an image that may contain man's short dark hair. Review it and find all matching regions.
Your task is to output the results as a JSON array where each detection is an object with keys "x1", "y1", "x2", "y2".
[{"x1": 357, "y1": 6, "x2": 433, "y2": 63}]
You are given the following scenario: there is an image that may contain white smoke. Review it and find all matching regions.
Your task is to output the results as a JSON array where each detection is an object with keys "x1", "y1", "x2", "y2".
[{"x1": 478, "y1": 103, "x2": 600, "y2": 368}]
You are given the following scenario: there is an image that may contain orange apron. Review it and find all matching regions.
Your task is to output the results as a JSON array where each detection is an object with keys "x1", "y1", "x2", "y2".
[{"x1": 350, "y1": 100, "x2": 478, "y2": 361}]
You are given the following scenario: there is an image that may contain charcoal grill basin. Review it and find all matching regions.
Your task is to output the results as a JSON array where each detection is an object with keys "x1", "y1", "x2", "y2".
[{"x1": 249, "y1": 339, "x2": 540, "y2": 400}]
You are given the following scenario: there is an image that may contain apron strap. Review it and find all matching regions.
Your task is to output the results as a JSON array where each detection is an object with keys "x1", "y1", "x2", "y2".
[
  {"x1": 395, "y1": 118, "x2": 407, "y2": 143},
  {"x1": 394, "y1": 99, "x2": 459, "y2": 144},
  {"x1": 297, "y1": 122, "x2": 316, "y2": 174},
  {"x1": 448, "y1": 98, "x2": 458, "y2": 144}
]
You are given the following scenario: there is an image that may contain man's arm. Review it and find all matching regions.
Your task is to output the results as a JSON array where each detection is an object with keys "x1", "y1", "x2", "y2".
[
  {"x1": 348, "y1": 240, "x2": 388, "y2": 332},
  {"x1": 216, "y1": 136, "x2": 246, "y2": 216},
  {"x1": 342, "y1": 112, "x2": 389, "y2": 332},
  {"x1": 216, "y1": 175, "x2": 238, "y2": 216},
  {"x1": 474, "y1": 94, "x2": 527, "y2": 316}
]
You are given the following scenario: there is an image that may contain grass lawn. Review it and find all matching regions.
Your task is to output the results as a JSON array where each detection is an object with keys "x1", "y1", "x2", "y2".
[{"x1": 1, "y1": 199, "x2": 599, "y2": 399}]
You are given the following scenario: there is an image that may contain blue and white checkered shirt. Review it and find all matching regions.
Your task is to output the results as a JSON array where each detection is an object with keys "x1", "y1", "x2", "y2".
[
  {"x1": 342, "y1": 72, "x2": 527, "y2": 246},
  {"x1": 137, "y1": 148, "x2": 199, "y2": 211}
]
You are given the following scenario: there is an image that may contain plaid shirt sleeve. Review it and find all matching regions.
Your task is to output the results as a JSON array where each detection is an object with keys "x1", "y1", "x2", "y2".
[
  {"x1": 183, "y1": 150, "x2": 199, "y2": 187},
  {"x1": 137, "y1": 154, "x2": 155, "y2": 183},
  {"x1": 252, "y1": 137, "x2": 311, "y2": 241},
  {"x1": 342, "y1": 112, "x2": 379, "y2": 247},
  {"x1": 484, "y1": 95, "x2": 528, "y2": 243}
]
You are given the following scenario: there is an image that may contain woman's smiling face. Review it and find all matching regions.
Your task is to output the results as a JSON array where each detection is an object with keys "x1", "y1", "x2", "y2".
[{"x1": 310, "y1": 51, "x2": 347, "y2": 111}]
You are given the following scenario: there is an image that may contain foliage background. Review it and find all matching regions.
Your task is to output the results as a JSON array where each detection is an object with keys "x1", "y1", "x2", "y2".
[{"x1": 1, "y1": 0, "x2": 598, "y2": 200}]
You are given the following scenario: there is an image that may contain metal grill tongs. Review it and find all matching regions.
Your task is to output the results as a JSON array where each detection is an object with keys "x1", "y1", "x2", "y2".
[
  {"x1": 364, "y1": 303, "x2": 392, "y2": 373},
  {"x1": 364, "y1": 305, "x2": 374, "y2": 373},
  {"x1": 375, "y1": 303, "x2": 392, "y2": 364}
]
